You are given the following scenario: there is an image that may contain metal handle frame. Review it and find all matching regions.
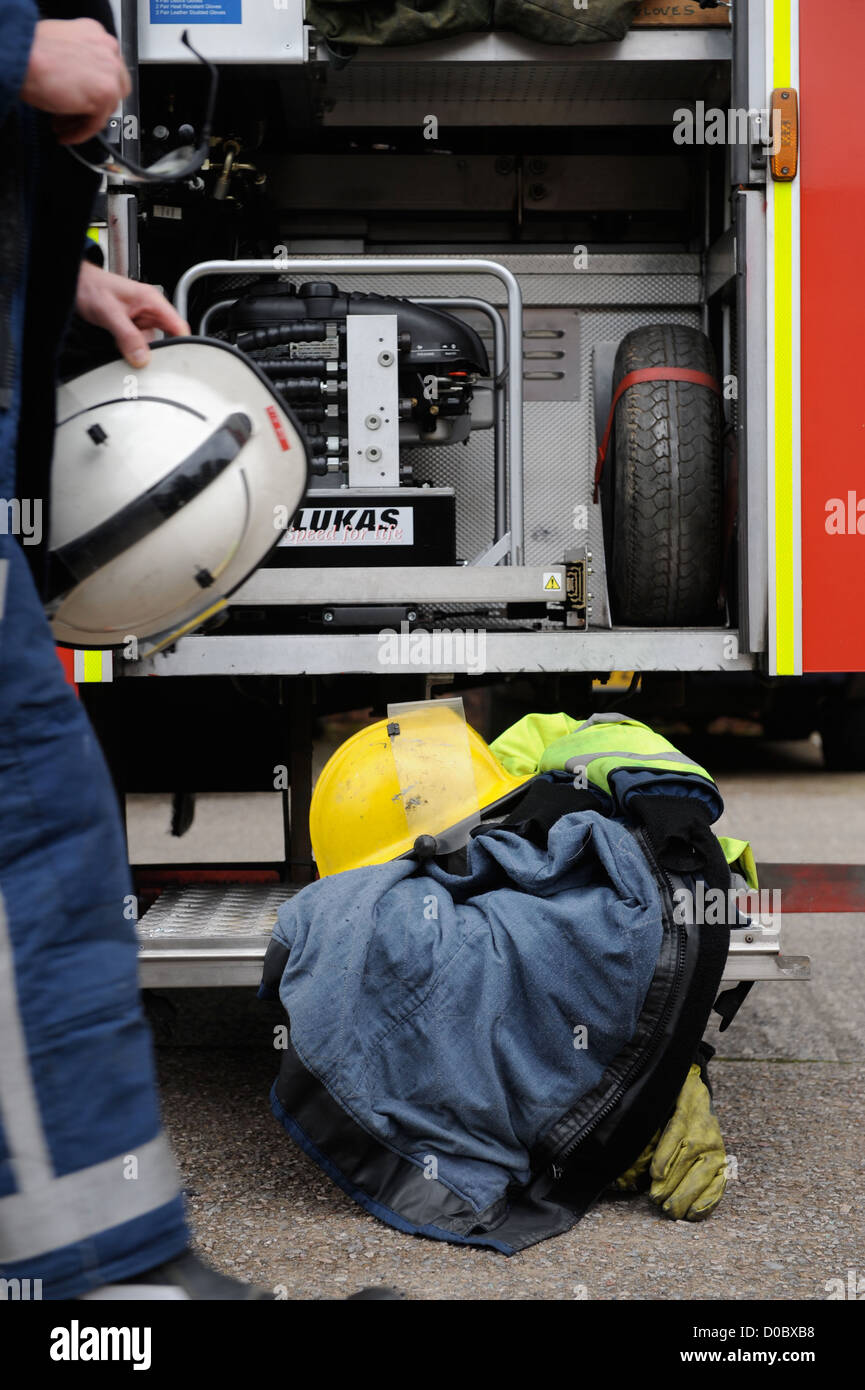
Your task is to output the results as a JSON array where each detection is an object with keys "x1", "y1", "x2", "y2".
[{"x1": 197, "y1": 292, "x2": 509, "y2": 548}]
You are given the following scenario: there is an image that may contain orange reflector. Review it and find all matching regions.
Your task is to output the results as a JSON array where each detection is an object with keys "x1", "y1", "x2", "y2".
[{"x1": 770, "y1": 87, "x2": 799, "y2": 181}]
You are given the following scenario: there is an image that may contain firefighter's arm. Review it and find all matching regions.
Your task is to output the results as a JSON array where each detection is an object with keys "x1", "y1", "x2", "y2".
[
  {"x1": 1, "y1": 0, "x2": 39, "y2": 127},
  {"x1": 75, "y1": 262, "x2": 190, "y2": 369},
  {"x1": 19, "y1": 16, "x2": 129, "y2": 145}
]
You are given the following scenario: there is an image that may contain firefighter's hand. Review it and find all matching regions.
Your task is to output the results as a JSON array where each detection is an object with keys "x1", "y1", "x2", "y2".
[
  {"x1": 649, "y1": 1064, "x2": 728, "y2": 1221},
  {"x1": 75, "y1": 263, "x2": 191, "y2": 369},
  {"x1": 20, "y1": 19, "x2": 131, "y2": 146}
]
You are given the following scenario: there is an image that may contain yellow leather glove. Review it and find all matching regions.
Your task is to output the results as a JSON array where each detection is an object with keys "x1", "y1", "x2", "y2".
[
  {"x1": 613, "y1": 1131, "x2": 659, "y2": 1192},
  {"x1": 648, "y1": 1063, "x2": 727, "y2": 1220},
  {"x1": 614, "y1": 1064, "x2": 727, "y2": 1219}
]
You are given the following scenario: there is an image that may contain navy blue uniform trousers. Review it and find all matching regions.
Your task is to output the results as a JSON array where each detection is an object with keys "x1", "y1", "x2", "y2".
[{"x1": 0, "y1": 0, "x2": 188, "y2": 1300}]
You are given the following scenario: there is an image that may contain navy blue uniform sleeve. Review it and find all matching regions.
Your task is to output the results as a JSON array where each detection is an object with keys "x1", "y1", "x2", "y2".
[{"x1": 0, "y1": 0, "x2": 40, "y2": 128}]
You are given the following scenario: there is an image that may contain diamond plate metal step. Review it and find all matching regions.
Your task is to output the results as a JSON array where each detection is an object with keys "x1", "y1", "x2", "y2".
[
  {"x1": 136, "y1": 883, "x2": 810, "y2": 990},
  {"x1": 137, "y1": 884, "x2": 298, "y2": 988}
]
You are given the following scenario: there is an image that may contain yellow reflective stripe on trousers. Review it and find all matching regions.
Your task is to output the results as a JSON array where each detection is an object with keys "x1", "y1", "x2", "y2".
[{"x1": 0, "y1": 887, "x2": 181, "y2": 1263}]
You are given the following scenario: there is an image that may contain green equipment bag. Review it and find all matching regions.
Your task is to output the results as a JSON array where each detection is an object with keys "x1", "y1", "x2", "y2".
[{"x1": 306, "y1": 0, "x2": 641, "y2": 48}]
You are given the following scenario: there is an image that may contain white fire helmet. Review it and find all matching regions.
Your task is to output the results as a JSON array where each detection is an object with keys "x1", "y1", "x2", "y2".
[{"x1": 48, "y1": 337, "x2": 309, "y2": 651}]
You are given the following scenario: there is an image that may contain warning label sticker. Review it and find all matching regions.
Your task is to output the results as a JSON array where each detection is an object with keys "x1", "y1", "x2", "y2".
[
  {"x1": 280, "y1": 506, "x2": 414, "y2": 548},
  {"x1": 150, "y1": 0, "x2": 241, "y2": 24},
  {"x1": 543, "y1": 572, "x2": 562, "y2": 592},
  {"x1": 265, "y1": 406, "x2": 290, "y2": 452}
]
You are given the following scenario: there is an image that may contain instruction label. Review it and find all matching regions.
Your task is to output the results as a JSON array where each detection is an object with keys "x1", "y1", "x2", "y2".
[{"x1": 150, "y1": 0, "x2": 242, "y2": 23}]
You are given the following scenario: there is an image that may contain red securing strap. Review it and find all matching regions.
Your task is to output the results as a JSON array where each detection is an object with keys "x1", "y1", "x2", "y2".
[{"x1": 592, "y1": 367, "x2": 722, "y2": 503}]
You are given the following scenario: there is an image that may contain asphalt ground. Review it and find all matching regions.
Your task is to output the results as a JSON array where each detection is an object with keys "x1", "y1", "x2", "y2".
[{"x1": 129, "y1": 733, "x2": 865, "y2": 1302}]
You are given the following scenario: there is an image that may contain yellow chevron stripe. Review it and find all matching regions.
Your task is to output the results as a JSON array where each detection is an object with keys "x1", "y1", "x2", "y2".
[{"x1": 770, "y1": 0, "x2": 799, "y2": 674}]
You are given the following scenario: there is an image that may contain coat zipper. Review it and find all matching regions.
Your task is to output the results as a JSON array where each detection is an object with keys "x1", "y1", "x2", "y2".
[{"x1": 548, "y1": 827, "x2": 687, "y2": 1175}]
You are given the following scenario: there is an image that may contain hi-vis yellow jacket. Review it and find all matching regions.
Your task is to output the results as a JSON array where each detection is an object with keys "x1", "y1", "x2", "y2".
[{"x1": 489, "y1": 712, "x2": 757, "y2": 888}]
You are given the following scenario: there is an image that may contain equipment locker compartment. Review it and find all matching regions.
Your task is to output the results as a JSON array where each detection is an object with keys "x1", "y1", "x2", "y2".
[{"x1": 74, "y1": 1, "x2": 857, "y2": 978}]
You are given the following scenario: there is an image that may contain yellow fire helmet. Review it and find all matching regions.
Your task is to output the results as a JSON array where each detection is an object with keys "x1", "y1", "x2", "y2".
[{"x1": 310, "y1": 699, "x2": 533, "y2": 878}]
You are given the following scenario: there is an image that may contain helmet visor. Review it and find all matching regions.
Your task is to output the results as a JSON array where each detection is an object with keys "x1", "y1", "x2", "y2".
[{"x1": 386, "y1": 698, "x2": 481, "y2": 852}]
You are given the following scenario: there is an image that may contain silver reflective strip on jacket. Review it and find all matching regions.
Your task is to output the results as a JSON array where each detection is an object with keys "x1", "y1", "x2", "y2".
[
  {"x1": 564, "y1": 749, "x2": 705, "y2": 775},
  {"x1": 568, "y1": 712, "x2": 635, "y2": 735}
]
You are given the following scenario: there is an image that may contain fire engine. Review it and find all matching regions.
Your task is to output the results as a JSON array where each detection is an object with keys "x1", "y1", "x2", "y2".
[{"x1": 63, "y1": 0, "x2": 859, "y2": 987}]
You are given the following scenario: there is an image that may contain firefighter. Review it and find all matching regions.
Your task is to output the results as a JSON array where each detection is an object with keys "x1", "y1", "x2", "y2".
[{"x1": 0, "y1": 2, "x2": 267, "y2": 1300}]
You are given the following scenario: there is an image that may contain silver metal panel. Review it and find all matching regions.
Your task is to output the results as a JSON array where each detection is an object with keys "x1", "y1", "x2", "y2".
[
  {"x1": 706, "y1": 225, "x2": 736, "y2": 299},
  {"x1": 138, "y1": 957, "x2": 264, "y2": 988},
  {"x1": 482, "y1": 254, "x2": 700, "y2": 276},
  {"x1": 525, "y1": 398, "x2": 607, "y2": 573},
  {"x1": 129, "y1": 630, "x2": 753, "y2": 677},
  {"x1": 135, "y1": 882, "x2": 804, "y2": 989},
  {"x1": 138, "y1": 1, "x2": 305, "y2": 64},
  {"x1": 743, "y1": 0, "x2": 769, "y2": 185},
  {"x1": 521, "y1": 308, "x2": 580, "y2": 402},
  {"x1": 139, "y1": 947, "x2": 806, "y2": 989},
  {"x1": 721, "y1": 955, "x2": 811, "y2": 983},
  {"x1": 230, "y1": 567, "x2": 564, "y2": 605},
  {"x1": 479, "y1": 254, "x2": 700, "y2": 276},
  {"x1": 738, "y1": 190, "x2": 768, "y2": 654},
  {"x1": 276, "y1": 267, "x2": 701, "y2": 308},
  {"x1": 106, "y1": 191, "x2": 139, "y2": 280},
  {"x1": 409, "y1": 416, "x2": 495, "y2": 566},
  {"x1": 137, "y1": 882, "x2": 292, "y2": 937},
  {"x1": 345, "y1": 315, "x2": 400, "y2": 487}
]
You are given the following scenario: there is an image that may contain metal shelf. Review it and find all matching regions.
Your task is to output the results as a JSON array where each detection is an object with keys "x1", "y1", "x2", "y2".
[
  {"x1": 125, "y1": 629, "x2": 753, "y2": 677},
  {"x1": 315, "y1": 28, "x2": 732, "y2": 125},
  {"x1": 329, "y1": 29, "x2": 731, "y2": 67},
  {"x1": 135, "y1": 883, "x2": 806, "y2": 991}
]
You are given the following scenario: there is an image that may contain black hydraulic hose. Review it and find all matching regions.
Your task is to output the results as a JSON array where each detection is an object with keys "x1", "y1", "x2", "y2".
[
  {"x1": 257, "y1": 359, "x2": 332, "y2": 377},
  {"x1": 269, "y1": 378, "x2": 324, "y2": 399},
  {"x1": 234, "y1": 323, "x2": 342, "y2": 352}
]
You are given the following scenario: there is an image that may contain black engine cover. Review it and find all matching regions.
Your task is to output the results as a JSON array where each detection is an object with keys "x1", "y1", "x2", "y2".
[{"x1": 227, "y1": 280, "x2": 489, "y2": 374}]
